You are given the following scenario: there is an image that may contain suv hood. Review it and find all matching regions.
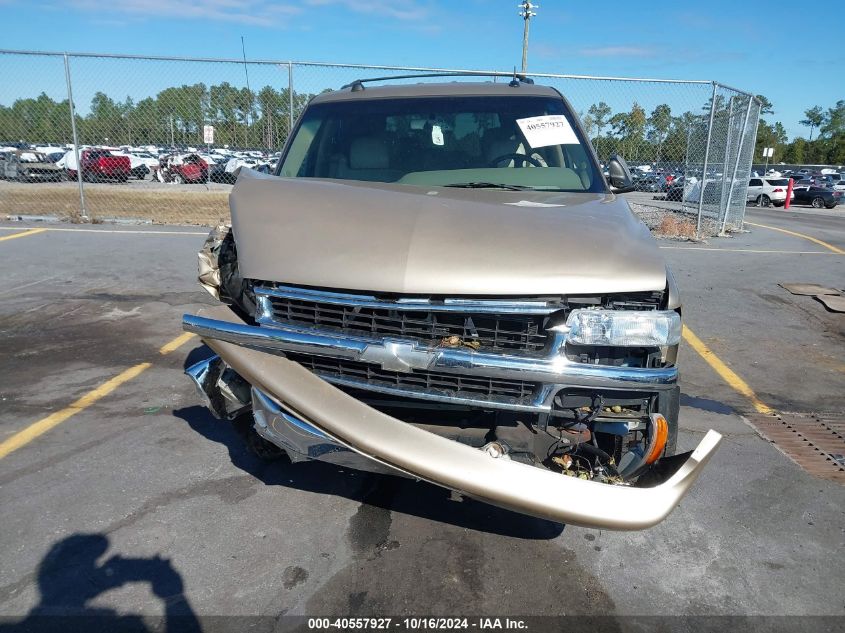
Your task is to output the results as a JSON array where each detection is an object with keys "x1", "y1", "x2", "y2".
[{"x1": 230, "y1": 170, "x2": 667, "y2": 296}]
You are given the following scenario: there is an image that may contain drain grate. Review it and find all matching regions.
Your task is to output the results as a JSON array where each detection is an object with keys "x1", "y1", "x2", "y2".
[{"x1": 748, "y1": 412, "x2": 845, "y2": 484}]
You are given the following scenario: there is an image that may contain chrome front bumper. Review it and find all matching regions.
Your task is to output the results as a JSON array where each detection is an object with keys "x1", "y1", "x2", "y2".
[
  {"x1": 183, "y1": 307, "x2": 721, "y2": 530},
  {"x1": 183, "y1": 306, "x2": 679, "y2": 415}
]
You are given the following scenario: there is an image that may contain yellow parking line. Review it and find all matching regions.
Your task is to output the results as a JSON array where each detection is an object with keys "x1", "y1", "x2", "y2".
[
  {"x1": 159, "y1": 332, "x2": 196, "y2": 355},
  {"x1": 682, "y1": 325, "x2": 774, "y2": 415},
  {"x1": 0, "y1": 362, "x2": 152, "y2": 460},
  {"x1": 0, "y1": 228, "x2": 47, "y2": 242},
  {"x1": 0, "y1": 331, "x2": 199, "y2": 460},
  {"x1": 0, "y1": 227, "x2": 206, "y2": 236},
  {"x1": 745, "y1": 221, "x2": 845, "y2": 255}
]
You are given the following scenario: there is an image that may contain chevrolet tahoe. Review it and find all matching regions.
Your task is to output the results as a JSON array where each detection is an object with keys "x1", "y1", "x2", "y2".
[{"x1": 182, "y1": 76, "x2": 721, "y2": 530}]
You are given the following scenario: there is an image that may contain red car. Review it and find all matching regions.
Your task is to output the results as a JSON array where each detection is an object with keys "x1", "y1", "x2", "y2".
[
  {"x1": 67, "y1": 149, "x2": 131, "y2": 183},
  {"x1": 155, "y1": 153, "x2": 208, "y2": 184}
]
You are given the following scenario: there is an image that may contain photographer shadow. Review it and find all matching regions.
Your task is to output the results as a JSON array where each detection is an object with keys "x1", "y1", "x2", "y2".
[{"x1": 0, "y1": 534, "x2": 200, "y2": 633}]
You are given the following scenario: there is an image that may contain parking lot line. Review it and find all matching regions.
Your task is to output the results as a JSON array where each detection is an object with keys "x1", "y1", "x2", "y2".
[
  {"x1": 159, "y1": 332, "x2": 196, "y2": 355},
  {"x1": 659, "y1": 246, "x2": 836, "y2": 254},
  {"x1": 0, "y1": 228, "x2": 47, "y2": 242},
  {"x1": 745, "y1": 221, "x2": 845, "y2": 255},
  {"x1": 0, "y1": 226, "x2": 207, "y2": 236},
  {"x1": 682, "y1": 325, "x2": 774, "y2": 415},
  {"x1": 0, "y1": 331, "x2": 198, "y2": 461},
  {"x1": 0, "y1": 362, "x2": 152, "y2": 460}
]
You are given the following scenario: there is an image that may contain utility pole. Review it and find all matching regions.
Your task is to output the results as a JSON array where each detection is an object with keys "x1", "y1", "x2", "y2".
[{"x1": 518, "y1": 1, "x2": 538, "y2": 73}]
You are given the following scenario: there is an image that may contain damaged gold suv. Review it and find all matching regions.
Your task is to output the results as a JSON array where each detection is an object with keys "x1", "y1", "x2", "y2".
[{"x1": 183, "y1": 75, "x2": 721, "y2": 530}]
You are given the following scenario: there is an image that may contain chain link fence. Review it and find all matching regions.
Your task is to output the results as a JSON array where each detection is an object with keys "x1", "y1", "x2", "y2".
[{"x1": 0, "y1": 50, "x2": 759, "y2": 236}]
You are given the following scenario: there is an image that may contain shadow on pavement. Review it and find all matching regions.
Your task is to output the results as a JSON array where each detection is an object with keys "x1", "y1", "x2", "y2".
[
  {"x1": 182, "y1": 343, "x2": 216, "y2": 371},
  {"x1": 0, "y1": 534, "x2": 200, "y2": 633},
  {"x1": 680, "y1": 393, "x2": 734, "y2": 415},
  {"x1": 173, "y1": 402, "x2": 564, "y2": 540}
]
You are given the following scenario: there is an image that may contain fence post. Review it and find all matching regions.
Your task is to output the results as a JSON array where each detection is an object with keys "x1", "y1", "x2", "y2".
[
  {"x1": 63, "y1": 53, "x2": 87, "y2": 221},
  {"x1": 288, "y1": 62, "x2": 295, "y2": 139},
  {"x1": 740, "y1": 108, "x2": 761, "y2": 231},
  {"x1": 720, "y1": 95, "x2": 753, "y2": 235},
  {"x1": 696, "y1": 82, "x2": 718, "y2": 237},
  {"x1": 718, "y1": 95, "x2": 735, "y2": 220}
]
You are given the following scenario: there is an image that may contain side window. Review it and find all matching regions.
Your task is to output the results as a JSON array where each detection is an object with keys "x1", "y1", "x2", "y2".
[{"x1": 749, "y1": 178, "x2": 763, "y2": 186}]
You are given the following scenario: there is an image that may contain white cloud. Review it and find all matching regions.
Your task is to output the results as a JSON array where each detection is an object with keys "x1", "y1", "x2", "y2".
[
  {"x1": 304, "y1": 0, "x2": 428, "y2": 21},
  {"x1": 64, "y1": 0, "x2": 301, "y2": 26}
]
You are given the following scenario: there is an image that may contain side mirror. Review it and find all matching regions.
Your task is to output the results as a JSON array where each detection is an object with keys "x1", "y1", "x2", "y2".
[{"x1": 607, "y1": 154, "x2": 635, "y2": 193}]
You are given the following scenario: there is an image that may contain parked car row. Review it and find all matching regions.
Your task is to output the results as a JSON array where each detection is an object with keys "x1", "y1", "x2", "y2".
[
  {"x1": 758, "y1": 168, "x2": 843, "y2": 190},
  {"x1": 747, "y1": 175, "x2": 840, "y2": 209},
  {"x1": 0, "y1": 142, "x2": 279, "y2": 185}
]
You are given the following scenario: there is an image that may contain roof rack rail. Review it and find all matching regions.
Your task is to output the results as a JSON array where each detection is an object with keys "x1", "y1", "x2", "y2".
[{"x1": 340, "y1": 72, "x2": 534, "y2": 91}]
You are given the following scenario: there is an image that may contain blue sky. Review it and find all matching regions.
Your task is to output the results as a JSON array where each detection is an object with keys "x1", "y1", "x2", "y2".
[{"x1": 1, "y1": 0, "x2": 841, "y2": 139}]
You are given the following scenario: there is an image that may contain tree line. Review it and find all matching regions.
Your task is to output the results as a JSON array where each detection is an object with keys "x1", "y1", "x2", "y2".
[
  {"x1": 775, "y1": 101, "x2": 844, "y2": 165},
  {"x1": 584, "y1": 94, "x2": 845, "y2": 167},
  {"x1": 0, "y1": 82, "x2": 315, "y2": 149},
  {"x1": 580, "y1": 101, "x2": 709, "y2": 165}
]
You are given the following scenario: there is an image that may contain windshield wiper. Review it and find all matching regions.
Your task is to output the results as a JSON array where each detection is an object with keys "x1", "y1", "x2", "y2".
[{"x1": 443, "y1": 182, "x2": 532, "y2": 191}]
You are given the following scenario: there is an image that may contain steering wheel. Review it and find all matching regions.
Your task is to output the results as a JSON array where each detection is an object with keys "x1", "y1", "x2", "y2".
[{"x1": 488, "y1": 153, "x2": 543, "y2": 168}]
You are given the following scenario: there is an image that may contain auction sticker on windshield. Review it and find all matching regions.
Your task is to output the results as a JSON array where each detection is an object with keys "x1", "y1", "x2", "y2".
[{"x1": 516, "y1": 115, "x2": 578, "y2": 148}]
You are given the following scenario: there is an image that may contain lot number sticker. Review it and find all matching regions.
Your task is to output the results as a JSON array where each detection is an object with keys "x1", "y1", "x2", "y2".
[{"x1": 516, "y1": 115, "x2": 578, "y2": 148}]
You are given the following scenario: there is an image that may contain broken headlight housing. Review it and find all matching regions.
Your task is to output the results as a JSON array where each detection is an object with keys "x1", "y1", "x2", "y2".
[{"x1": 561, "y1": 309, "x2": 682, "y2": 347}]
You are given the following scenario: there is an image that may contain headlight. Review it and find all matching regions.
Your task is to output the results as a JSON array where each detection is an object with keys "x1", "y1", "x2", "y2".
[{"x1": 561, "y1": 309, "x2": 681, "y2": 347}]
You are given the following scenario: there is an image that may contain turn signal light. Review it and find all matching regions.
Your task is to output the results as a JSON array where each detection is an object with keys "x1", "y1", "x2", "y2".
[{"x1": 644, "y1": 413, "x2": 669, "y2": 464}]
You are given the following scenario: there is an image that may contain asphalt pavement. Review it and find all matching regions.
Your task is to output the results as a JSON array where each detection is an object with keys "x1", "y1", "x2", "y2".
[{"x1": 0, "y1": 210, "x2": 843, "y2": 627}]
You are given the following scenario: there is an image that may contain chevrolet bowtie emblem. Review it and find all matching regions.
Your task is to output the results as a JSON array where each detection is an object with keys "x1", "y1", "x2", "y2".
[{"x1": 359, "y1": 340, "x2": 436, "y2": 373}]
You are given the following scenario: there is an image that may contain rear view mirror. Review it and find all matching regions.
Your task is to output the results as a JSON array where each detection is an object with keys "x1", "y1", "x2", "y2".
[{"x1": 607, "y1": 154, "x2": 635, "y2": 193}]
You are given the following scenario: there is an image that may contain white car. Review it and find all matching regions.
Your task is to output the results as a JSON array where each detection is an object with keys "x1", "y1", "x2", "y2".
[
  {"x1": 225, "y1": 157, "x2": 257, "y2": 173},
  {"x1": 747, "y1": 177, "x2": 793, "y2": 207}
]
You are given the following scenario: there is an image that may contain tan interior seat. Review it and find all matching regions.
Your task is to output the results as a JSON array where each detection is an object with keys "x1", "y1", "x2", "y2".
[{"x1": 334, "y1": 137, "x2": 402, "y2": 182}]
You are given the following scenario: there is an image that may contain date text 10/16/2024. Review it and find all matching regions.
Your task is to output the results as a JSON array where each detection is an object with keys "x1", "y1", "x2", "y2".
[{"x1": 308, "y1": 618, "x2": 529, "y2": 630}]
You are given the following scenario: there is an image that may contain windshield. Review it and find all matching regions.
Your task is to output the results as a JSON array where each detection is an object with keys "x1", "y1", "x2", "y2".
[{"x1": 279, "y1": 95, "x2": 603, "y2": 192}]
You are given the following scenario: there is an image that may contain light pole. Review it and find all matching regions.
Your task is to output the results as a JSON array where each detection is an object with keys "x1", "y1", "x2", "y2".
[{"x1": 518, "y1": 1, "x2": 538, "y2": 74}]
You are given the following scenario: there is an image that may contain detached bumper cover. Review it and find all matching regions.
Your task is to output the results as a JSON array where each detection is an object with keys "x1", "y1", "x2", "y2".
[{"x1": 183, "y1": 307, "x2": 721, "y2": 530}]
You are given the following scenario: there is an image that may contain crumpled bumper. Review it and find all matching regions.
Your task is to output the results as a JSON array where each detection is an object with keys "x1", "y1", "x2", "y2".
[{"x1": 183, "y1": 308, "x2": 722, "y2": 530}]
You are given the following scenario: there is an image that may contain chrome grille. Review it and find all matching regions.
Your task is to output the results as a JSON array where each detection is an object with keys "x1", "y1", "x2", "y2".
[
  {"x1": 259, "y1": 291, "x2": 553, "y2": 353},
  {"x1": 286, "y1": 353, "x2": 537, "y2": 403}
]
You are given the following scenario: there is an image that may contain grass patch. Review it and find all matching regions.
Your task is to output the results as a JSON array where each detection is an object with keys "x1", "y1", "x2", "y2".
[
  {"x1": 1, "y1": 183, "x2": 230, "y2": 225},
  {"x1": 656, "y1": 215, "x2": 698, "y2": 239}
]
